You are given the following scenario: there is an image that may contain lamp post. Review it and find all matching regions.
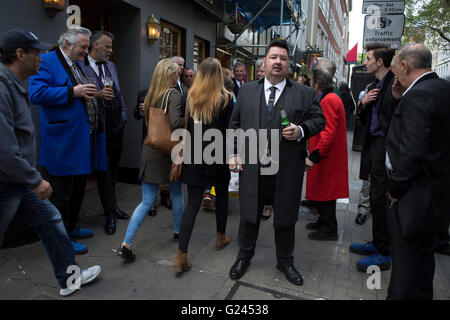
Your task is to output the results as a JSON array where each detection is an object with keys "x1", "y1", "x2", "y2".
[
  {"x1": 43, "y1": 0, "x2": 66, "y2": 18},
  {"x1": 147, "y1": 14, "x2": 161, "y2": 44}
]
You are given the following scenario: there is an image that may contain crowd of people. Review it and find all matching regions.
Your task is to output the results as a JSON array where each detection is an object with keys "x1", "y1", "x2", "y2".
[{"x1": 0, "y1": 25, "x2": 449, "y2": 300}]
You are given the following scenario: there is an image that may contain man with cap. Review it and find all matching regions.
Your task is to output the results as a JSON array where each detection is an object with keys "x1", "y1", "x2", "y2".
[{"x1": 0, "y1": 28, "x2": 101, "y2": 296}]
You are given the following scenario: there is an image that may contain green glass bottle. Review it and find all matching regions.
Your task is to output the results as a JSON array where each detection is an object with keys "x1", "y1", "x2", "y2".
[{"x1": 279, "y1": 106, "x2": 290, "y2": 128}]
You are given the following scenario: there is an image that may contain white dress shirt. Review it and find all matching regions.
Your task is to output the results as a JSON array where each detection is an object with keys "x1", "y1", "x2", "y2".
[
  {"x1": 263, "y1": 77, "x2": 304, "y2": 140},
  {"x1": 88, "y1": 54, "x2": 102, "y2": 78}
]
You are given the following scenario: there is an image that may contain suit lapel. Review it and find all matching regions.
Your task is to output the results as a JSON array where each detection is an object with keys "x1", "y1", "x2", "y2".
[{"x1": 55, "y1": 48, "x2": 79, "y2": 86}]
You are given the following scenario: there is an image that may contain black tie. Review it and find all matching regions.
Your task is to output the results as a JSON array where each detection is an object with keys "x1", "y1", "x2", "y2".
[
  {"x1": 267, "y1": 86, "x2": 277, "y2": 111},
  {"x1": 95, "y1": 61, "x2": 105, "y2": 80}
]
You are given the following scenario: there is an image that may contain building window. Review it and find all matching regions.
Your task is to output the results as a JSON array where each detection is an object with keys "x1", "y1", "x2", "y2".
[
  {"x1": 160, "y1": 20, "x2": 182, "y2": 59},
  {"x1": 193, "y1": 37, "x2": 206, "y2": 72}
]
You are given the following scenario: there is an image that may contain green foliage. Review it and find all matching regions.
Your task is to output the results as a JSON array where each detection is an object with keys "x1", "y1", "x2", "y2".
[{"x1": 403, "y1": 0, "x2": 450, "y2": 46}]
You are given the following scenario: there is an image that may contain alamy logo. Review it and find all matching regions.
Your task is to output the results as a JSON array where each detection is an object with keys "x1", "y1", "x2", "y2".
[
  {"x1": 66, "y1": 265, "x2": 81, "y2": 290},
  {"x1": 366, "y1": 265, "x2": 381, "y2": 290},
  {"x1": 170, "y1": 123, "x2": 283, "y2": 175}
]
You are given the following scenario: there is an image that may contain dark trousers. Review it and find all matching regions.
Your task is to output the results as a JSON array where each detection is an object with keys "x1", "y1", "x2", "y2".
[
  {"x1": 313, "y1": 200, "x2": 337, "y2": 234},
  {"x1": 369, "y1": 140, "x2": 390, "y2": 256},
  {"x1": 237, "y1": 175, "x2": 295, "y2": 266},
  {"x1": 435, "y1": 210, "x2": 450, "y2": 249},
  {"x1": 41, "y1": 167, "x2": 87, "y2": 233},
  {"x1": 387, "y1": 203, "x2": 435, "y2": 300},
  {"x1": 179, "y1": 184, "x2": 229, "y2": 253},
  {"x1": 97, "y1": 128, "x2": 124, "y2": 217}
]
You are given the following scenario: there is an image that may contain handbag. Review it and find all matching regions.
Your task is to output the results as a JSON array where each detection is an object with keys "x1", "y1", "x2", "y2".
[
  {"x1": 169, "y1": 101, "x2": 190, "y2": 182},
  {"x1": 144, "y1": 88, "x2": 178, "y2": 155}
]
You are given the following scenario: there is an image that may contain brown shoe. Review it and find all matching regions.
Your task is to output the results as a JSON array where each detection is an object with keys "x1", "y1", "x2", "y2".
[
  {"x1": 173, "y1": 249, "x2": 192, "y2": 273},
  {"x1": 215, "y1": 233, "x2": 230, "y2": 250}
]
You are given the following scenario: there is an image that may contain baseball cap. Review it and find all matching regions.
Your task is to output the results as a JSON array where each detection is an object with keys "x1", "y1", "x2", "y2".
[{"x1": 0, "y1": 29, "x2": 52, "y2": 54}]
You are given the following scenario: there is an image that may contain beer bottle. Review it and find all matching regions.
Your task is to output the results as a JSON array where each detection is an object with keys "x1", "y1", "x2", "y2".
[{"x1": 279, "y1": 106, "x2": 290, "y2": 129}]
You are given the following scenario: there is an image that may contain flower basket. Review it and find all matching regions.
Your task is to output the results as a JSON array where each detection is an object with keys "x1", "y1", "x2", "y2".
[{"x1": 228, "y1": 23, "x2": 246, "y2": 34}]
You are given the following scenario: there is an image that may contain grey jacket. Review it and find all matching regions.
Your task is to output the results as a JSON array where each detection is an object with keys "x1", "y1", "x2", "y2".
[{"x1": 0, "y1": 63, "x2": 41, "y2": 189}]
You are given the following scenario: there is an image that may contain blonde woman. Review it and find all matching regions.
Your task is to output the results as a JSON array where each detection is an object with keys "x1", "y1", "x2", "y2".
[
  {"x1": 117, "y1": 59, "x2": 185, "y2": 262},
  {"x1": 173, "y1": 57, "x2": 234, "y2": 272}
]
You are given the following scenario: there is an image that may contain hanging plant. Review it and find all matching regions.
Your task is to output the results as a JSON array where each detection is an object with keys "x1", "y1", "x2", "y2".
[{"x1": 224, "y1": 3, "x2": 249, "y2": 34}]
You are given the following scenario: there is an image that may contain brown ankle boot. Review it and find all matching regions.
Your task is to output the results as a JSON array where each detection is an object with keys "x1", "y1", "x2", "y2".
[
  {"x1": 173, "y1": 249, "x2": 192, "y2": 273},
  {"x1": 215, "y1": 233, "x2": 230, "y2": 250}
]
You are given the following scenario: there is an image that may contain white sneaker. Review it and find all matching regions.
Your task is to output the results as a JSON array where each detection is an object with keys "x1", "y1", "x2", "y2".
[{"x1": 59, "y1": 265, "x2": 101, "y2": 297}]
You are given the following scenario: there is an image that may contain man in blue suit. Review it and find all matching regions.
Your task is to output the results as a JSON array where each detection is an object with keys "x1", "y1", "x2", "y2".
[
  {"x1": 29, "y1": 27, "x2": 108, "y2": 254},
  {"x1": 79, "y1": 31, "x2": 129, "y2": 235}
]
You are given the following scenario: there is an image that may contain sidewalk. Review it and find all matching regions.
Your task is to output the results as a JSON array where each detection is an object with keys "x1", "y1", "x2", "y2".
[{"x1": 0, "y1": 132, "x2": 449, "y2": 300}]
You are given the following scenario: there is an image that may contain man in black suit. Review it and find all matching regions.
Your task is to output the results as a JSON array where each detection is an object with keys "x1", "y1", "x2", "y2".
[
  {"x1": 232, "y1": 61, "x2": 246, "y2": 97},
  {"x1": 228, "y1": 40, "x2": 325, "y2": 285},
  {"x1": 386, "y1": 43, "x2": 450, "y2": 300},
  {"x1": 349, "y1": 44, "x2": 397, "y2": 272}
]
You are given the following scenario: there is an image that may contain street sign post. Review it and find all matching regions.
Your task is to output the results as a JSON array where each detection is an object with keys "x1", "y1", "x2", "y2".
[
  {"x1": 363, "y1": 14, "x2": 405, "y2": 49},
  {"x1": 362, "y1": 0, "x2": 405, "y2": 15}
]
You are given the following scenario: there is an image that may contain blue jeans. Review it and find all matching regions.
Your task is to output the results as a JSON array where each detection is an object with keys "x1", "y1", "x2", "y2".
[
  {"x1": 123, "y1": 181, "x2": 184, "y2": 246},
  {"x1": 0, "y1": 183, "x2": 77, "y2": 288}
]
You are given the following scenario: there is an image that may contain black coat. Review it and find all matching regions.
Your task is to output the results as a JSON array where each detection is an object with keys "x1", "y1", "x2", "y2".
[
  {"x1": 134, "y1": 89, "x2": 148, "y2": 142},
  {"x1": 358, "y1": 70, "x2": 397, "y2": 180},
  {"x1": 386, "y1": 72, "x2": 450, "y2": 242},
  {"x1": 181, "y1": 97, "x2": 233, "y2": 187},
  {"x1": 229, "y1": 78, "x2": 325, "y2": 227}
]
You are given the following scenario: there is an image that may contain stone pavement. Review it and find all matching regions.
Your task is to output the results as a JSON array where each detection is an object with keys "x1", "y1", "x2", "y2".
[{"x1": 0, "y1": 133, "x2": 449, "y2": 300}]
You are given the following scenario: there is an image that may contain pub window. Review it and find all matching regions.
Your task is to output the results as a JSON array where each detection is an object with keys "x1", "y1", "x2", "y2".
[
  {"x1": 160, "y1": 20, "x2": 182, "y2": 59},
  {"x1": 193, "y1": 37, "x2": 206, "y2": 72}
]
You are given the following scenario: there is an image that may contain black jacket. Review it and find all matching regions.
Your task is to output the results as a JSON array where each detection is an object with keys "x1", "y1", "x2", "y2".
[
  {"x1": 358, "y1": 69, "x2": 398, "y2": 180},
  {"x1": 386, "y1": 72, "x2": 450, "y2": 240}
]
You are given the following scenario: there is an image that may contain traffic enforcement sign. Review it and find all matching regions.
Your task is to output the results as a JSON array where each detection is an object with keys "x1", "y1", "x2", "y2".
[
  {"x1": 362, "y1": 0, "x2": 405, "y2": 15},
  {"x1": 363, "y1": 14, "x2": 405, "y2": 49}
]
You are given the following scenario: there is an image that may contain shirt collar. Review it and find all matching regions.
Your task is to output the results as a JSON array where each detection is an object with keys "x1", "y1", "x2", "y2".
[
  {"x1": 264, "y1": 77, "x2": 286, "y2": 93},
  {"x1": 403, "y1": 71, "x2": 435, "y2": 96},
  {"x1": 88, "y1": 54, "x2": 97, "y2": 65},
  {"x1": 59, "y1": 47, "x2": 76, "y2": 67}
]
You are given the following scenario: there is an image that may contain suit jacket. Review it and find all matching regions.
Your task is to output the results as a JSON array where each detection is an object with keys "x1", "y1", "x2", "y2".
[
  {"x1": 29, "y1": 49, "x2": 107, "y2": 176},
  {"x1": 229, "y1": 78, "x2": 325, "y2": 227},
  {"x1": 386, "y1": 72, "x2": 450, "y2": 241},
  {"x1": 79, "y1": 56, "x2": 127, "y2": 124},
  {"x1": 232, "y1": 78, "x2": 244, "y2": 98},
  {"x1": 359, "y1": 69, "x2": 397, "y2": 179}
]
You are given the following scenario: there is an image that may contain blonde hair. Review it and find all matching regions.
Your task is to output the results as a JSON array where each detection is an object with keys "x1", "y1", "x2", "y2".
[
  {"x1": 144, "y1": 58, "x2": 179, "y2": 124},
  {"x1": 187, "y1": 57, "x2": 230, "y2": 124}
]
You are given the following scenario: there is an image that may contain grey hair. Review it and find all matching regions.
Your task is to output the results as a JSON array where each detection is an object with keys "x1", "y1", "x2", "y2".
[
  {"x1": 170, "y1": 56, "x2": 185, "y2": 63},
  {"x1": 255, "y1": 59, "x2": 264, "y2": 68},
  {"x1": 312, "y1": 68, "x2": 334, "y2": 92},
  {"x1": 397, "y1": 43, "x2": 432, "y2": 69},
  {"x1": 89, "y1": 31, "x2": 114, "y2": 51},
  {"x1": 317, "y1": 57, "x2": 336, "y2": 76},
  {"x1": 58, "y1": 27, "x2": 92, "y2": 48},
  {"x1": 233, "y1": 61, "x2": 245, "y2": 70}
]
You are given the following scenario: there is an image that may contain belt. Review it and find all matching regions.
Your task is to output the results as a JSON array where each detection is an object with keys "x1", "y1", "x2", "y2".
[{"x1": 373, "y1": 136, "x2": 385, "y2": 144}]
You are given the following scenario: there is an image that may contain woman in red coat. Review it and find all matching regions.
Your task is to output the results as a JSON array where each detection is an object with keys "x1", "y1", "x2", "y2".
[{"x1": 305, "y1": 68, "x2": 349, "y2": 241}]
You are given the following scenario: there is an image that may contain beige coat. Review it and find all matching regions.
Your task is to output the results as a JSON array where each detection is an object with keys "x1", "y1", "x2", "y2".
[{"x1": 139, "y1": 89, "x2": 184, "y2": 184}]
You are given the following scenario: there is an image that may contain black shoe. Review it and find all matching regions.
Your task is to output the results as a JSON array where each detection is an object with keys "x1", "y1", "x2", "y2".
[
  {"x1": 307, "y1": 230, "x2": 338, "y2": 241},
  {"x1": 148, "y1": 206, "x2": 157, "y2": 217},
  {"x1": 301, "y1": 200, "x2": 317, "y2": 208},
  {"x1": 173, "y1": 233, "x2": 179, "y2": 242},
  {"x1": 161, "y1": 197, "x2": 172, "y2": 210},
  {"x1": 436, "y1": 244, "x2": 450, "y2": 256},
  {"x1": 117, "y1": 245, "x2": 135, "y2": 263},
  {"x1": 276, "y1": 264, "x2": 303, "y2": 285},
  {"x1": 261, "y1": 205, "x2": 272, "y2": 220},
  {"x1": 105, "y1": 217, "x2": 116, "y2": 235},
  {"x1": 115, "y1": 207, "x2": 129, "y2": 220},
  {"x1": 355, "y1": 214, "x2": 367, "y2": 225},
  {"x1": 229, "y1": 259, "x2": 250, "y2": 280},
  {"x1": 305, "y1": 221, "x2": 322, "y2": 230}
]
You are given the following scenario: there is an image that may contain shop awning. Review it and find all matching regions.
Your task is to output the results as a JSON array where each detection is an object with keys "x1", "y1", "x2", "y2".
[{"x1": 226, "y1": 0, "x2": 300, "y2": 31}]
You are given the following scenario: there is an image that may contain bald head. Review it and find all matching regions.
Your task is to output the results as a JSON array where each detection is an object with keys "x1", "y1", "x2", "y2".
[
  {"x1": 396, "y1": 43, "x2": 432, "y2": 70},
  {"x1": 317, "y1": 58, "x2": 336, "y2": 76}
]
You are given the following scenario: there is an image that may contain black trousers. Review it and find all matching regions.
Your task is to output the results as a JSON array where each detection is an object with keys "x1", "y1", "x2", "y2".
[
  {"x1": 311, "y1": 200, "x2": 337, "y2": 234},
  {"x1": 41, "y1": 167, "x2": 87, "y2": 233},
  {"x1": 237, "y1": 175, "x2": 295, "y2": 266},
  {"x1": 97, "y1": 127, "x2": 124, "y2": 217},
  {"x1": 369, "y1": 140, "x2": 390, "y2": 256},
  {"x1": 179, "y1": 184, "x2": 229, "y2": 253},
  {"x1": 435, "y1": 210, "x2": 450, "y2": 249},
  {"x1": 387, "y1": 203, "x2": 435, "y2": 300}
]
